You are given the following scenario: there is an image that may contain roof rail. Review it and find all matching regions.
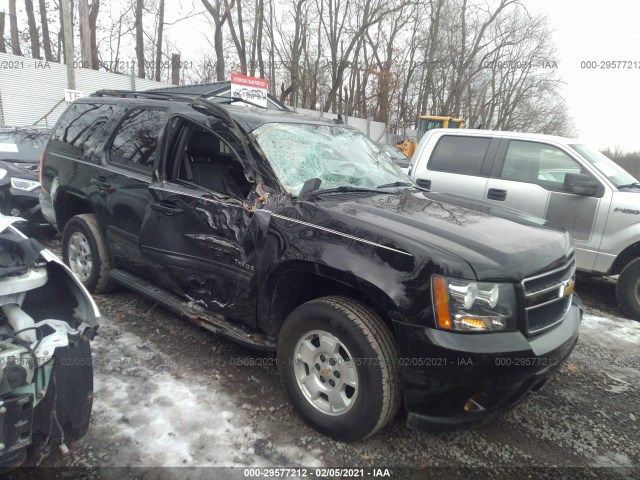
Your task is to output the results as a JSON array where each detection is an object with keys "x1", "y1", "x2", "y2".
[{"x1": 90, "y1": 89, "x2": 196, "y2": 102}]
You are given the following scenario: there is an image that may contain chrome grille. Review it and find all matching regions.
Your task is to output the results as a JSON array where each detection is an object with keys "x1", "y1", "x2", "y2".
[{"x1": 522, "y1": 257, "x2": 576, "y2": 334}]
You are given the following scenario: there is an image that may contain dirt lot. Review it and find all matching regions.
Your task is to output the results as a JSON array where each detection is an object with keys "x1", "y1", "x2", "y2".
[{"x1": 27, "y1": 234, "x2": 640, "y2": 478}]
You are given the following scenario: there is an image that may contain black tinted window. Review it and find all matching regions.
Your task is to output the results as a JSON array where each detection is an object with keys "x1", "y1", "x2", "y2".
[
  {"x1": 429, "y1": 136, "x2": 491, "y2": 175},
  {"x1": 109, "y1": 109, "x2": 166, "y2": 173},
  {"x1": 51, "y1": 103, "x2": 114, "y2": 157}
]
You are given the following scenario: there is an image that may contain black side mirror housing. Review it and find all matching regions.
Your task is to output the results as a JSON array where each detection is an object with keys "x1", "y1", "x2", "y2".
[{"x1": 564, "y1": 173, "x2": 601, "y2": 197}]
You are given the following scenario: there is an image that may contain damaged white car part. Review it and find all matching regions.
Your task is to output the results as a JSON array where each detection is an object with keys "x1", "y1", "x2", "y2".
[{"x1": 0, "y1": 216, "x2": 99, "y2": 468}]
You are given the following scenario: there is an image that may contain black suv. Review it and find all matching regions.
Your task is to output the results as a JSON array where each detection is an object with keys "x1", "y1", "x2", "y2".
[{"x1": 39, "y1": 86, "x2": 581, "y2": 441}]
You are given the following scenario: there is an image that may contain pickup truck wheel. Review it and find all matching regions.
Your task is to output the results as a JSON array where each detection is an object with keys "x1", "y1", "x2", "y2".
[
  {"x1": 277, "y1": 296, "x2": 400, "y2": 441},
  {"x1": 62, "y1": 214, "x2": 115, "y2": 293},
  {"x1": 616, "y1": 257, "x2": 640, "y2": 320}
]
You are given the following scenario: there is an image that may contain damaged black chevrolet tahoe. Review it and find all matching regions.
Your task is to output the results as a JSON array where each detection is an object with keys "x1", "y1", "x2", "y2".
[{"x1": 39, "y1": 87, "x2": 581, "y2": 441}]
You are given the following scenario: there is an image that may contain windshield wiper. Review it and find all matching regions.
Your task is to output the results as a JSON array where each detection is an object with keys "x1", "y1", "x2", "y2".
[
  {"x1": 377, "y1": 181, "x2": 429, "y2": 192},
  {"x1": 617, "y1": 181, "x2": 640, "y2": 189},
  {"x1": 304, "y1": 185, "x2": 388, "y2": 197}
]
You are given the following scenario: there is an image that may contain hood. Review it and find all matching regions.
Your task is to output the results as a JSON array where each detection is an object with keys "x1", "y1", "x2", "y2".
[{"x1": 313, "y1": 191, "x2": 573, "y2": 281}]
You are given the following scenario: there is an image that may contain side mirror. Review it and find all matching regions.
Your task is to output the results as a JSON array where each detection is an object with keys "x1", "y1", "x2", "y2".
[{"x1": 564, "y1": 173, "x2": 600, "y2": 196}]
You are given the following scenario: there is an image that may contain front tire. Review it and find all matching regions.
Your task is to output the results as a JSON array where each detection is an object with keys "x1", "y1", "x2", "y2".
[
  {"x1": 617, "y1": 257, "x2": 640, "y2": 320},
  {"x1": 277, "y1": 296, "x2": 400, "y2": 441},
  {"x1": 61, "y1": 214, "x2": 115, "y2": 293}
]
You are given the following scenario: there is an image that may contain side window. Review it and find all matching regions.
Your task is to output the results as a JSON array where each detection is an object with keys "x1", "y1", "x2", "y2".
[
  {"x1": 176, "y1": 127, "x2": 252, "y2": 198},
  {"x1": 501, "y1": 140, "x2": 586, "y2": 192},
  {"x1": 51, "y1": 103, "x2": 114, "y2": 157},
  {"x1": 429, "y1": 136, "x2": 491, "y2": 176},
  {"x1": 108, "y1": 109, "x2": 166, "y2": 173}
]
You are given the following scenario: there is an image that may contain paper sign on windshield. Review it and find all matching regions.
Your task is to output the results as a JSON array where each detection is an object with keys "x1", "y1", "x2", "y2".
[{"x1": 230, "y1": 73, "x2": 268, "y2": 108}]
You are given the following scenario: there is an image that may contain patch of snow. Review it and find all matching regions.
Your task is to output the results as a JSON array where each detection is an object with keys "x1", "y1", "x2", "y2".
[
  {"x1": 90, "y1": 317, "x2": 323, "y2": 468},
  {"x1": 581, "y1": 314, "x2": 640, "y2": 344}
]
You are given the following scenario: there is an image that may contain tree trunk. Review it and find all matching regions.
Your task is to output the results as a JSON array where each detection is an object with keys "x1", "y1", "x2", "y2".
[
  {"x1": 256, "y1": 0, "x2": 265, "y2": 78},
  {"x1": 135, "y1": 0, "x2": 145, "y2": 78},
  {"x1": 155, "y1": 0, "x2": 164, "y2": 81},
  {"x1": 171, "y1": 53, "x2": 180, "y2": 85},
  {"x1": 79, "y1": 0, "x2": 92, "y2": 68},
  {"x1": 0, "y1": 12, "x2": 6, "y2": 53},
  {"x1": 89, "y1": 0, "x2": 99, "y2": 69},
  {"x1": 281, "y1": 0, "x2": 306, "y2": 105},
  {"x1": 38, "y1": 0, "x2": 52, "y2": 60},
  {"x1": 201, "y1": 0, "x2": 231, "y2": 82},
  {"x1": 9, "y1": 0, "x2": 23, "y2": 56},
  {"x1": 268, "y1": 0, "x2": 275, "y2": 94},
  {"x1": 25, "y1": 0, "x2": 41, "y2": 58}
]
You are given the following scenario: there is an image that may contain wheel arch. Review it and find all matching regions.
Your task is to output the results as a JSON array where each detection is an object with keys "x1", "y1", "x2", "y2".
[
  {"x1": 54, "y1": 187, "x2": 95, "y2": 232},
  {"x1": 258, "y1": 261, "x2": 403, "y2": 337},
  {"x1": 610, "y1": 240, "x2": 640, "y2": 276}
]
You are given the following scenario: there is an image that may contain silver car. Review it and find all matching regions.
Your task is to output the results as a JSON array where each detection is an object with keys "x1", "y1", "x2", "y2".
[{"x1": 410, "y1": 129, "x2": 640, "y2": 319}]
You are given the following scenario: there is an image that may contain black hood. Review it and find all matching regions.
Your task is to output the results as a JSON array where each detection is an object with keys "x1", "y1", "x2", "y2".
[{"x1": 313, "y1": 190, "x2": 573, "y2": 281}]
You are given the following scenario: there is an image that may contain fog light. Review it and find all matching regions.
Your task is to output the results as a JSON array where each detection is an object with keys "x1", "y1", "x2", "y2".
[{"x1": 10, "y1": 208, "x2": 20, "y2": 216}]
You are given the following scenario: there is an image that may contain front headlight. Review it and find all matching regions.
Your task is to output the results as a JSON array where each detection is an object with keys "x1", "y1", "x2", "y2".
[
  {"x1": 10, "y1": 177, "x2": 41, "y2": 192},
  {"x1": 432, "y1": 275, "x2": 517, "y2": 332}
]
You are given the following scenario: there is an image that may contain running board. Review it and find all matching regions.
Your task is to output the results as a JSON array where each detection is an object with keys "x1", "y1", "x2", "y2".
[{"x1": 109, "y1": 269, "x2": 275, "y2": 350}]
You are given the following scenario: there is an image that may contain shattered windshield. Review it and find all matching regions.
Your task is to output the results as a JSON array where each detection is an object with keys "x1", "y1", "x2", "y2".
[{"x1": 253, "y1": 123, "x2": 411, "y2": 196}]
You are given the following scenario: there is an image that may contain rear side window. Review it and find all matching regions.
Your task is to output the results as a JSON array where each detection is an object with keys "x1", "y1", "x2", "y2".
[
  {"x1": 108, "y1": 109, "x2": 166, "y2": 173},
  {"x1": 51, "y1": 103, "x2": 114, "y2": 157},
  {"x1": 429, "y1": 136, "x2": 491, "y2": 176}
]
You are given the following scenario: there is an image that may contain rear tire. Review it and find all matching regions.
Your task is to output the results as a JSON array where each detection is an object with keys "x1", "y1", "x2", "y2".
[
  {"x1": 616, "y1": 257, "x2": 640, "y2": 320},
  {"x1": 61, "y1": 214, "x2": 115, "y2": 293},
  {"x1": 277, "y1": 296, "x2": 400, "y2": 441}
]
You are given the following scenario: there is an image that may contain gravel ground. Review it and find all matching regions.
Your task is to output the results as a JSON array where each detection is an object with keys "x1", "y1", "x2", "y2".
[{"x1": 19, "y1": 233, "x2": 640, "y2": 478}]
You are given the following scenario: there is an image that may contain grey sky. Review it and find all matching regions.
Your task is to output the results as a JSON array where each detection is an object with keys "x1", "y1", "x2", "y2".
[{"x1": 530, "y1": 0, "x2": 640, "y2": 151}]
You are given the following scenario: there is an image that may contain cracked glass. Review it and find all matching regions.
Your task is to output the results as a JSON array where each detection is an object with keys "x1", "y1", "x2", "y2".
[{"x1": 254, "y1": 123, "x2": 410, "y2": 196}]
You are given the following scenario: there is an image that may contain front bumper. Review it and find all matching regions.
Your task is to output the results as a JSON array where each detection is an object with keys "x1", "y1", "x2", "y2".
[{"x1": 394, "y1": 300, "x2": 582, "y2": 431}]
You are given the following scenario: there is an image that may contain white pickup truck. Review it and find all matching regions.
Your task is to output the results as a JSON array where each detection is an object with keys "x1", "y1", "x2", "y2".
[{"x1": 409, "y1": 129, "x2": 640, "y2": 319}]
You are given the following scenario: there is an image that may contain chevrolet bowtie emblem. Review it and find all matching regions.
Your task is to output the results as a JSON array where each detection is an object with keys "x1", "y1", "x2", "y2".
[{"x1": 560, "y1": 279, "x2": 575, "y2": 298}]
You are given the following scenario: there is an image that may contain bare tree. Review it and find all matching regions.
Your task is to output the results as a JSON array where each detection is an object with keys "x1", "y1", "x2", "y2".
[
  {"x1": 25, "y1": 0, "x2": 41, "y2": 58},
  {"x1": 79, "y1": 0, "x2": 92, "y2": 67},
  {"x1": 38, "y1": 0, "x2": 53, "y2": 60},
  {"x1": 9, "y1": 0, "x2": 23, "y2": 56},
  {"x1": 226, "y1": 0, "x2": 248, "y2": 74},
  {"x1": 89, "y1": 0, "x2": 99, "y2": 68},
  {"x1": 135, "y1": 0, "x2": 145, "y2": 78},
  {"x1": 0, "y1": 12, "x2": 6, "y2": 53},
  {"x1": 201, "y1": 0, "x2": 233, "y2": 81},
  {"x1": 250, "y1": 0, "x2": 265, "y2": 77},
  {"x1": 59, "y1": 0, "x2": 76, "y2": 63},
  {"x1": 320, "y1": 0, "x2": 408, "y2": 112},
  {"x1": 366, "y1": 2, "x2": 412, "y2": 122},
  {"x1": 154, "y1": 0, "x2": 164, "y2": 81},
  {"x1": 279, "y1": 0, "x2": 307, "y2": 105}
]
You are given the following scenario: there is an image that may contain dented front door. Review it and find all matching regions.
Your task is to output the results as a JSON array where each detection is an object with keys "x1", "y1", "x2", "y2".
[{"x1": 139, "y1": 181, "x2": 258, "y2": 323}]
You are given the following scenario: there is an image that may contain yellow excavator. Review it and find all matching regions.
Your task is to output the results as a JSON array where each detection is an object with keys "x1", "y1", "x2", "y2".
[{"x1": 396, "y1": 115, "x2": 465, "y2": 158}]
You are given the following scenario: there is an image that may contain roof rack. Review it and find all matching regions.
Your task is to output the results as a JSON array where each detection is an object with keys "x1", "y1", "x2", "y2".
[
  {"x1": 90, "y1": 89, "x2": 196, "y2": 102},
  {"x1": 91, "y1": 84, "x2": 290, "y2": 111}
]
